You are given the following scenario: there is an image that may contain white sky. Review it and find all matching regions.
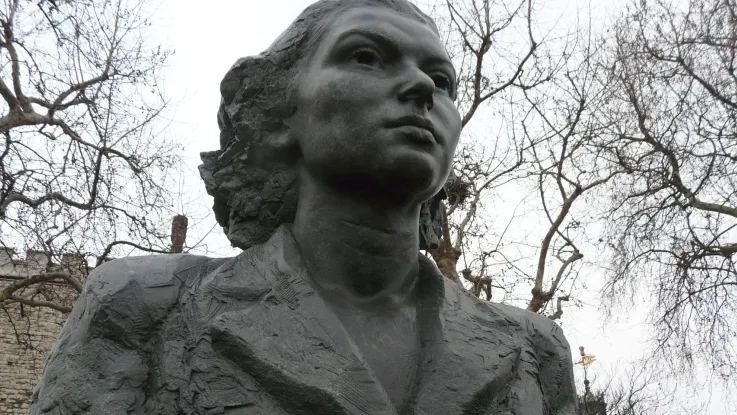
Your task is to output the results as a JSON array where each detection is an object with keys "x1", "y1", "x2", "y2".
[{"x1": 146, "y1": 0, "x2": 730, "y2": 413}]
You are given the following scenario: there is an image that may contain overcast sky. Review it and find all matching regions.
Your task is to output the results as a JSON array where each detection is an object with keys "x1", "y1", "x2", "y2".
[{"x1": 145, "y1": 1, "x2": 730, "y2": 413}]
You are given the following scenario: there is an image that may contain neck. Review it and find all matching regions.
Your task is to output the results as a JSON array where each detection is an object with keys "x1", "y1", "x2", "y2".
[{"x1": 291, "y1": 173, "x2": 421, "y2": 310}]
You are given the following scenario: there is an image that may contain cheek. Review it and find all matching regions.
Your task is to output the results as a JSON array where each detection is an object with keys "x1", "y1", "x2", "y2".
[
  {"x1": 295, "y1": 81, "x2": 358, "y2": 161},
  {"x1": 306, "y1": 75, "x2": 364, "y2": 120},
  {"x1": 440, "y1": 102, "x2": 462, "y2": 147},
  {"x1": 305, "y1": 79, "x2": 384, "y2": 151}
]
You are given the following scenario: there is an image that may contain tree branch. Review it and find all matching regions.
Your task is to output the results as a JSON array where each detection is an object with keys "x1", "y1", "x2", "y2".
[
  {"x1": 0, "y1": 271, "x2": 83, "y2": 300},
  {"x1": 96, "y1": 240, "x2": 172, "y2": 267},
  {"x1": 3, "y1": 294, "x2": 72, "y2": 313},
  {"x1": 549, "y1": 295, "x2": 570, "y2": 320}
]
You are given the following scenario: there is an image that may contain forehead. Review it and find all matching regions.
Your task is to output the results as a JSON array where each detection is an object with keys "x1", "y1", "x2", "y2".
[{"x1": 318, "y1": 6, "x2": 449, "y2": 61}]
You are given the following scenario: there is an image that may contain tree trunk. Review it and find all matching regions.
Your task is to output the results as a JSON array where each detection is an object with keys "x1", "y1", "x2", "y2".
[{"x1": 431, "y1": 237, "x2": 462, "y2": 282}]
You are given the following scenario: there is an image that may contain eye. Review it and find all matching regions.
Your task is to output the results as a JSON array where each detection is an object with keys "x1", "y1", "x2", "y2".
[
  {"x1": 351, "y1": 48, "x2": 383, "y2": 69},
  {"x1": 431, "y1": 73, "x2": 453, "y2": 93}
]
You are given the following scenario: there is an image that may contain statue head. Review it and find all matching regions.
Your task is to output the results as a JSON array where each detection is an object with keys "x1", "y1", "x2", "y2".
[{"x1": 200, "y1": 0, "x2": 460, "y2": 251}]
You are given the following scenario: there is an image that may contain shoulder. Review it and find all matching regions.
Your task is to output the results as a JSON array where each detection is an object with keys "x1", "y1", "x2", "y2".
[
  {"x1": 86, "y1": 253, "x2": 222, "y2": 297},
  {"x1": 443, "y1": 279, "x2": 570, "y2": 352},
  {"x1": 481, "y1": 302, "x2": 577, "y2": 413},
  {"x1": 442, "y1": 281, "x2": 577, "y2": 413},
  {"x1": 80, "y1": 254, "x2": 230, "y2": 347},
  {"x1": 493, "y1": 302, "x2": 578, "y2": 413},
  {"x1": 491, "y1": 302, "x2": 571, "y2": 353}
]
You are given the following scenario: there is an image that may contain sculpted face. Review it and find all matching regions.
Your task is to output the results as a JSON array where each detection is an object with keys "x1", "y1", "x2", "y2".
[{"x1": 290, "y1": 6, "x2": 462, "y2": 205}]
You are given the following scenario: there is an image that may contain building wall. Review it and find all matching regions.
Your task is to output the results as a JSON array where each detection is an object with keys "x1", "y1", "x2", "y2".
[{"x1": 0, "y1": 251, "x2": 76, "y2": 415}]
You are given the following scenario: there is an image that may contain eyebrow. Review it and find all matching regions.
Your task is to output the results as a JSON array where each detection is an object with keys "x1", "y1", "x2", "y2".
[{"x1": 335, "y1": 28, "x2": 402, "y2": 56}]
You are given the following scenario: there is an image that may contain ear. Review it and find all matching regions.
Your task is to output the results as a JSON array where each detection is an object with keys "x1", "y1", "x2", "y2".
[
  {"x1": 418, "y1": 186, "x2": 447, "y2": 251},
  {"x1": 419, "y1": 169, "x2": 459, "y2": 250}
]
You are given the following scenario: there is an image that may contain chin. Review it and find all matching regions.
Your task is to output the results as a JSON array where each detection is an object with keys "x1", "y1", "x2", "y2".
[
  {"x1": 312, "y1": 148, "x2": 448, "y2": 203},
  {"x1": 376, "y1": 165, "x2": 445, "y2": 205},
  {"x1": 414, "y1": 179, "x2": 447, "y2": 203}
]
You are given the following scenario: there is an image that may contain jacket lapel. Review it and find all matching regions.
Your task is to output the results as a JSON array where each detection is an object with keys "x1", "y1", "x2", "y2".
[
  {"x1": 411, "y1": 255, "x2": 530, "y2": 415},
  {"x1": 205, "y1": 226, "x2": 397, "y2": 415},
  {"x1": 200, "y1": 225, "x2": 529, "y2": 415}
]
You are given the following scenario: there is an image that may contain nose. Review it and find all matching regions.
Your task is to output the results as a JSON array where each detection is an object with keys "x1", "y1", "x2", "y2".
[{"x1": 398, "y1": 68, "x2": 435, "y2": 111}]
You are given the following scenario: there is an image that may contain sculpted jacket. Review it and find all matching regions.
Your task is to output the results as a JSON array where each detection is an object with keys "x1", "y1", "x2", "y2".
[{"x1": 30, "y1": 225, "x2": 578, "y2": 415}]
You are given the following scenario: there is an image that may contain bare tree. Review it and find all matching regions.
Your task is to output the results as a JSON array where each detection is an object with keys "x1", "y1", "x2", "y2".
[
  {"x1": 518, "y1": 32, "x2": 629, "y2": 317},
  {"x1": 577, "y1": 353, "x2": 706, "y2": 415},
  {"x1": 579, "y1": 360, "x2": 706, "y2": 415},
  {"x1": 421, "y1": 0, "x2": 559, "y2": 291},
  {"x1": 424, "y1": 0, "x2": 619, "y2": 320},
  {"x1": 0, "y1": 0, "x2": 180, "y2": 314},
  {"x1": 601, "y1": 0, "x2": 737, "y2": 380},
  {"x1": 424, "y1": 0, "x2": 735, "y2": 407}
]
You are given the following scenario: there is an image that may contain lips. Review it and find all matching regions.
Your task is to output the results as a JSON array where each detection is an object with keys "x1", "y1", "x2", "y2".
[{"x1": 385, "y1": 115, "x2": 437, "y2": 144}]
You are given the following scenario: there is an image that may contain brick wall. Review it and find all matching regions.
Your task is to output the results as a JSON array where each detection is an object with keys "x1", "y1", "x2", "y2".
[
  {"x1": 0, "y1": 251, "x2": 77, "y2": 415},
  {"x1": 0, "y1": 298, "x2": 67, "y2": 414}
]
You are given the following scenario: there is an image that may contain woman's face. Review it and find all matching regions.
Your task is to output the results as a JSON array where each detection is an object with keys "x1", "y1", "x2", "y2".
[{"x1": 290, "y1": 6, "x2": 462, "y2": 205}]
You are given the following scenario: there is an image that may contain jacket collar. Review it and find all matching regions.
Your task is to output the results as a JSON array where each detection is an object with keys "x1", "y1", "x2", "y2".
[{"x1": 204, "y1": 225, "x2": 525, "y2": 414}]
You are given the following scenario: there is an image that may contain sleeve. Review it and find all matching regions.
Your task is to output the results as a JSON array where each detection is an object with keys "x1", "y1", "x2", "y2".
[{"x1": 29, "y1": 256, "x2": 184, "y2": 414}]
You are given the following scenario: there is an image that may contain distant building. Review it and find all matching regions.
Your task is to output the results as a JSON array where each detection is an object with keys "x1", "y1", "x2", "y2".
[
  {"x1": 0, "y1": 249, "x2": 80, "y2": 414},
  {"x1": 579, "y1": 393, "x2": 607, "y2": 415}
]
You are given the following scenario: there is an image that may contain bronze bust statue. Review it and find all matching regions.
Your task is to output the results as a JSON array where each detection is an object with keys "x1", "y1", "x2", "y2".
[{"x1": 31, "y1": 1, "x2": 577, "y2": 414}]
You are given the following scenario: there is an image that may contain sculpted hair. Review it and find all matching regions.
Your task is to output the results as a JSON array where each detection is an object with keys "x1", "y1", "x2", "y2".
[{"x1": 199, "y1": 0, "x2": 446, "y2": 250}]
